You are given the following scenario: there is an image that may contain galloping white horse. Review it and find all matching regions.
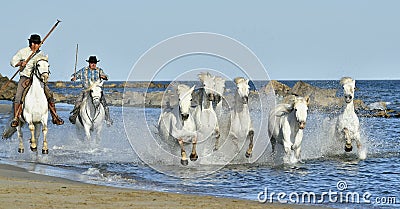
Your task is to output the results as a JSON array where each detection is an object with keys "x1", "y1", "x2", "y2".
[
  {"x1": 193, "y1": 72, "x2": 220, "y2": 151},
  {"x1": 228, "y1": 77, "x2": 254, "y2": 158},
  {"x1": 16, "y1": 55, "x2": 50, "y2": 154},
  {"x1": 75, "y1": 80, "x2": 105, "y2": 142},
  {"x1": 335, "y1": 77, "x2": 363, "y2": 158},
  {"x1": 268, "y1": 95, "x2": 310, "y2": 162},
  {"x1": 158, "y1": 84, "x2": 197, "y2": 165}
]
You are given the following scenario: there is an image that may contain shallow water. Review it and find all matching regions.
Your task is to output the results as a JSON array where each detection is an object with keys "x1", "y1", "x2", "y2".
[{"x1": 0, "y1": 80, "x2": 399, "y2": 209}]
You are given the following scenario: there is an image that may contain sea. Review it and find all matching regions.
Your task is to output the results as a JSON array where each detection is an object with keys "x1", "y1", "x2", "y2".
[{"x1": 0, "y1": 80, "x2": 399, "y2": 209}]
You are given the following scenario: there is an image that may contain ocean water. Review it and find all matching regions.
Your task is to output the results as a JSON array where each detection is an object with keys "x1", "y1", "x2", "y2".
[{"x1": 0, "y1": 80, "x2": 399, "y2": 209}]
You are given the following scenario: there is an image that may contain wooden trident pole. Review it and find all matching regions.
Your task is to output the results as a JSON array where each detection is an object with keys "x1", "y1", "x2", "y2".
[
  {"x1": 74, "y1": 43, "x2": 78, "y2": 82},
  {"x1": 0, "y1": 19, "x2": 62, "y2": 94}
]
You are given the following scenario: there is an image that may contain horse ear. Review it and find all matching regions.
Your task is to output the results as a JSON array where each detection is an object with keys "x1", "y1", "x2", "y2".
[{"x1": 305, "y1": 96, "x2": 310, "y2": 106}]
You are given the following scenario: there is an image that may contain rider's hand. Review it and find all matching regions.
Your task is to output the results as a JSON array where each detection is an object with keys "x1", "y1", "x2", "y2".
[{"x1": 17, "y1": 61, "x2": 27, "y2": 71}]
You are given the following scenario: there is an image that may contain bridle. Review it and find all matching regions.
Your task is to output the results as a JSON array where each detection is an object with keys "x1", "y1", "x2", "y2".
[
  {"x1": 84, "y1": 87, "x2": 102, "y2": 126},
  {"x1": 33, "y1": 59, "x2": 50, "y2": 83}
]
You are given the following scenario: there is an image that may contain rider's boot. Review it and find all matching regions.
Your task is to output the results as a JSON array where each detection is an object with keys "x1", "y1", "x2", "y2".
[
  {"x1": 104, "y1": 106, "x2": 113, "y2": 127},
  {"x1": 69, "y1": 105, "x2": 80, "y2": 124},
  {"x1": 11, "y1": 103, "x2": 22, "y2": 127},
  {"x1": 48, "y1": 102, "x2": 64, "y2": 125}
]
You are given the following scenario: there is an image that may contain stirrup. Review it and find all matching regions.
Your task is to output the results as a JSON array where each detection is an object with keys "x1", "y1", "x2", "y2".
[
  {"x1": 11, "y1": 118, "x2": 19, "y2": 127},
  {"x1": 69, "y1": 115, "x2": 76, "y2": 124}
]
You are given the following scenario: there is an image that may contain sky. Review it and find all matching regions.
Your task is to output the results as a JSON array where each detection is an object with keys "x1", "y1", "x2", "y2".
[{"x1": 1, "y1": 0, "x2": 399, "y2": 81}]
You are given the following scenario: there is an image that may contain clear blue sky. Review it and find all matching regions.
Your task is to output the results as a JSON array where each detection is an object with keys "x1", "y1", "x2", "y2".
[{"x1": 1, "y1": 0, "x2": 399, "y2": 81}]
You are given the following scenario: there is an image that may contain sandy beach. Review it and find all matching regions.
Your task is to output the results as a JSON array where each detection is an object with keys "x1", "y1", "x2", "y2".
[{"x1": 0, "y1": 163, "x2": 331, "y2": 209}]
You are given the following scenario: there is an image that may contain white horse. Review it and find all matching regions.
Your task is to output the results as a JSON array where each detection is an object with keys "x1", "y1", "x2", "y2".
[
  {"x1": 158, "y1": 84, "x2": 197, "y2": 165},
  {"x1": 228, "y1": 77, "x2": 254, "y2": 158},
  {"x1": 213, "y1": 76, "x2": 226, "y2": 116},
  {"x1": 75, "y1": 80, "x2": 105, "y2": 142},
  {"x1": 16, "y1": 55, "x2": 50, "y2": 154},
  {"x1": 269, "y1": 95, "x2": 310, "y2": 162},
  {"x1": 335, "y1": 77, "x2": 363, "y2": 158},
  {"x1": 193, "y1": 72, "x2": 220, "y2": 151}
]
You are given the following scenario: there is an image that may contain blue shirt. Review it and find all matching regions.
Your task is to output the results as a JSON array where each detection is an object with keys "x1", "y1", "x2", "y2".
[{"x1": 72, "y1": 67, "x2": 108, "y2": 88}]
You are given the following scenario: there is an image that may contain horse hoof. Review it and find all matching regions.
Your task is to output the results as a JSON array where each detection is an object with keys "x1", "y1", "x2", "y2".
[
  {"x1": 30, "y1": 146, "x2": 37, "y2": 152},
  {"x1": 42, "y1": 149, "x2": 49, "y2": 154},
  {"x1": 245, "y1": 152, "x2": 252, "y2": 158},
  {"x1": 181, "y1": 159, "x2": 188, "y2": 166},
  {"x1": 18, "y1": 148, "x2": 24, "y2": 153},
  {"x1": 345, "y1": 146, "x2": 353, "y2": 152},
  {"x1": 190, "y1": 153, "x2": 198, "y2": 161}
]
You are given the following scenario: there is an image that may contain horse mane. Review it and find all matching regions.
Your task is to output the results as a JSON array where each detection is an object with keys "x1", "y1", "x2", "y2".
[
  {"x1": 198, "y1": 72, "x2": 212, "y2": 84},
  {"x1": 340, "y1": 77, "x2": 354, "y2": 86},
  {"x1": 214, "y1": 76, "x2": 225, "y2": 93},
  {"x1": 84, "y1": 80, "x2": 103, "y2": 92},
  {"x1": 234, "y1": 77, "x2": 246, "y2": 85},
  {"x1": 176, "y1": 84, "x2": 192, "y2": 96},
  {"x1": 33, "y1": 54, "x2": 49, "y2": 63}
]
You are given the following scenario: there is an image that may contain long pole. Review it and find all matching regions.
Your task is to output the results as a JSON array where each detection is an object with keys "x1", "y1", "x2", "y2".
[
  {"x1": 74, "y1": 43, "x2": 78, "y2": 82},
  {"x1": 0, "y1": 19, "x2": 62, "y2": 94}
]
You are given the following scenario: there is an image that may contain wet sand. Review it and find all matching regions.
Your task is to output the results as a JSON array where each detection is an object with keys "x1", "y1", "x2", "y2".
[{"x1": 0, "y1": 163, "x2": 331, "y2": 209}]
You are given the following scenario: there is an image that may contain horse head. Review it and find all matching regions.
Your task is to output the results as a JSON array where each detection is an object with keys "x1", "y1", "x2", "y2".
[
  {"x1": 88, "y1": 80, "x2": 104, "y2": 109},
  {"x1": 177, "y1": 84, "x2": 195, "y2": 121},
  {"x1": 213, "y1": 76, "x2": 225, "y2": 106},
  {"x1": 234, "y1": 77, "x2": 250, "y2": 104},
  {"x1": 33, "y1": 55, "x2": 50, "y2": 83},
  {"x1": 340, "y1": 77, "x2": 356, "y2": 103},
  {"x1": 198, "y1": 72, "x2": 215, "y2": 102},
  {"x1": 293, "y1": 96, "x2": 310, "y2": 129}
]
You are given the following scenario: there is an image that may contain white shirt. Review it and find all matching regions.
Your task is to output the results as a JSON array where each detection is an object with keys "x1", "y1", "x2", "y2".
[{"x1": 10, "y1": 47, "x2": 44, "y2": 78}]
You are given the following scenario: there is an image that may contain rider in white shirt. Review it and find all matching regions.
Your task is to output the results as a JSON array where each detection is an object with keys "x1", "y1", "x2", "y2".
[{"x1": 9, "y1": 34, "x2": 64, "y2": 127}]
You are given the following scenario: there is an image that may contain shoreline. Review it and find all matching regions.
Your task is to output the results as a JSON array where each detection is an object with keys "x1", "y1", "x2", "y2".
[{"x1": 0, "y1": 163, "x2": 331, "y2": 209}]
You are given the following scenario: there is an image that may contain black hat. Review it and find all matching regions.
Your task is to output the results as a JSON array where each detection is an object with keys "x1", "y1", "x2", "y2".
[
  {"x1": 86, "y1": 56, "x2": 100, "y2": 63},
  {"x1": 28, "y1": 34, "x2": 41, "y2": 44}
]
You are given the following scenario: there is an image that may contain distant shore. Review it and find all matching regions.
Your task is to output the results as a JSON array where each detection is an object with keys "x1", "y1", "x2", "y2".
[{"x1": 0, "y1": 163, "x2": 330, "y2": 209}]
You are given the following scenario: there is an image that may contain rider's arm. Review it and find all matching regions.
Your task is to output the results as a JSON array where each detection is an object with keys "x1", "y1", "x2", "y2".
[
  {"x1": 71, "y1": 69, "x2": 83, "y2": 81},
  {"x1": 10, "y1": 48, "x2": 25, "y2": 68},
  {"x1": 99, "y1": 68, "x2": 108, "y2": 81}
]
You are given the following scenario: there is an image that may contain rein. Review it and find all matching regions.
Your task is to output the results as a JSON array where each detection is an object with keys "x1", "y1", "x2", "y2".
[
  {"x1": 32, "y1": 59, "x2": 50, "y2": 83},
  {"x1": 84, "y1": 92, "x2": 102, "y2": 127}
]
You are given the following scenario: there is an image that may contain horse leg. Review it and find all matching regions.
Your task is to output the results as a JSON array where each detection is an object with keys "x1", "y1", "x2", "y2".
[
  {"x1": 84, "y1": 126, "x2": 91, "y2": 141},
  {"x1": 245, "y1": 130, "x2": 254, "y2": 158},
  {"x1": 190, "y1": 136, "x2": 198, "y2": 161},
  {"x1": 178, "y1": 138, "x2": 188, "y2": 165},
  {"x1": 270, "y1": 136, "x2": 276, "y2": 154},
  {"x1": 291, "y1": 130, "x2": 304, "y2": 161},
  {"x1": 17, "y1": 126, "x2": 24, "y2": 153},
  {"x1": 343, "y1": 128, "x2": 353, "y2": 152},
  {"x1": 213, "y1": 127, "x2": 220, "y2": 151},
  {"x1": 42, "y1": 124, "x2": 48, "y2": 154},
  {"x1": 29, "y1": 123, "x2": 37, "y2": 152},
  {"x1": 294, "y1": 145, "x2": 302, "y2": 162}
]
